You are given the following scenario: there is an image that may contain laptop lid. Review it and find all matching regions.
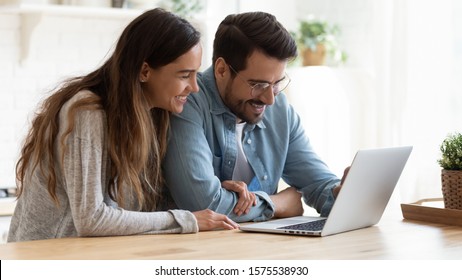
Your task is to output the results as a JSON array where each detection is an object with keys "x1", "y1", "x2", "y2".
[{"x1": 240, "y1": 146, "x2": 413, "y2": 237}]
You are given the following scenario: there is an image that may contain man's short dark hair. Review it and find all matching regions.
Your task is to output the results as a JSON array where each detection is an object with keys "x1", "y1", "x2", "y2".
[{"x1": 212, "y1": 12, "x2": 298, "y2": 72}]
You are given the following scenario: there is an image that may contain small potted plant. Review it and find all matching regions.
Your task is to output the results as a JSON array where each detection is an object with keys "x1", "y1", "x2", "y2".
[
  {"x1": 293, "y1": 16, "x2": 347, "y2": 66},
  {"x1": 438, "y1": 132, "x2": 462, "y2": 210}
]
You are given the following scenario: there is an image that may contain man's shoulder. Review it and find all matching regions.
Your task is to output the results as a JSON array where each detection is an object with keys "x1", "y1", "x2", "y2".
[
  {"x1": 185, "y1": 85, "x2": 212, "y2": 112},
  {"x1": 184, "y1": 69, "x2": 217, "y2": 112},
  {"x1": 265, "y1": 93, "x2": 292, "y2": 117}
]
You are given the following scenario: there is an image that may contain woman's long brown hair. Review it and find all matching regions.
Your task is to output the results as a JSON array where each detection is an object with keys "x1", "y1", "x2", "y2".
[{"x1": 15, "y1": 8, "x2": 200, "y2": 211}]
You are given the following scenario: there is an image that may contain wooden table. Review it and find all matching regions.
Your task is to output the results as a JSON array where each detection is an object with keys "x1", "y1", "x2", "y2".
[{"x1": 0, "y1": 216, "x2": 461, "y2": 259}]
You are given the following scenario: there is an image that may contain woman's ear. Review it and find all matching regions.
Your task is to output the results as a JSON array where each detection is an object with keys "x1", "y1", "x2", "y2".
[{"x1": 139, "y1": 62, "x2": 151, "y2": 83}]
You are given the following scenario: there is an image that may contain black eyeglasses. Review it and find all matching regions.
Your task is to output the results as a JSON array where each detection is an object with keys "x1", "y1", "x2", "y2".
[{"x1": 228, "y1": 64, "x2": 290, "y2": 98}]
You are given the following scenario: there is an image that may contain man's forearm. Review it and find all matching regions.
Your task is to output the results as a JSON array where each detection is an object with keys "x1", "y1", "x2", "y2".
[
  {"x1": 224, "y1": 192, "x2": 275, "y2": 222},
  {"x1": 269, "y1": 187, "x2": 303, "y2": 218}
]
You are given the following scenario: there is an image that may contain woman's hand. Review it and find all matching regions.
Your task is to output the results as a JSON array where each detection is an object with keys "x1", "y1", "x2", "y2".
[
  {"x1": 221, "y1": 180, "x2": 257, "y2": 216},
  {"x1": 192, "y1": 209, "x2": 239, "y2": 231}
]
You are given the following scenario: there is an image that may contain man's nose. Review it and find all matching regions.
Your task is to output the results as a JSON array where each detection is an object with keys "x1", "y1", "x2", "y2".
[{"x1": 259, "y1": 86, "x2": 275, "y2": 105}]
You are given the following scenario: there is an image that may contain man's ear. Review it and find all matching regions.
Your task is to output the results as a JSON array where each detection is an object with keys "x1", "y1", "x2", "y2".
[
  {"x1": 139, "y1": 62, "x2": 151, "y2": 82},
  {"x1": 214, "y1": 57, "x2": 227, "y2": 79}
]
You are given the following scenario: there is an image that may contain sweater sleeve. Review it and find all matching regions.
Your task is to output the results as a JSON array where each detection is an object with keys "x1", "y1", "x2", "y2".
[{"x1": 59, "y1": 93, "x2": 199, "y2": 236}]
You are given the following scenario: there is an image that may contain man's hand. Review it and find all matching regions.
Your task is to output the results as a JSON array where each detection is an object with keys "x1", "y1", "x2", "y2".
[
  {"x1": 333, "y1": 166, "x2": 351, "y2": 198},
  {"x1": 270, "y1": 187, "x2": 304, "y2": 218},
  {"x1": 221, "y1": 180, "x2": 257, "y2": 216}
]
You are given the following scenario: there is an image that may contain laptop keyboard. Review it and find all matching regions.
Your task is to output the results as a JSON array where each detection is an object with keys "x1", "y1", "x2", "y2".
[{"x1": 277, "y1": 219, "x2": 326, "y2": 232}]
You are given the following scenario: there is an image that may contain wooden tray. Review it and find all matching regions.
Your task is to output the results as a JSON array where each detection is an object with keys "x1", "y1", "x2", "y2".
[{"x1": 401, "y1": 198, "x2": 462, "y2": 227}]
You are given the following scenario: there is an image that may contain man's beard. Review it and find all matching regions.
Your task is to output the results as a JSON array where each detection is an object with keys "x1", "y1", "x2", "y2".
[{"x1": 221, "y1": 81, "x2": 264, "y2": 124}]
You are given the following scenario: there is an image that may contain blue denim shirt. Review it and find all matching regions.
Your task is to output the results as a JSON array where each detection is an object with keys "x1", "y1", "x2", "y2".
[{"x1": 163, "y1": 67, "x2": 340, "y2": 222}]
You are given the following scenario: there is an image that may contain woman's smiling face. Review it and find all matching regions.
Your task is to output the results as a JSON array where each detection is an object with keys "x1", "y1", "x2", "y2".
[{"x1": 141, "y1": 43, "x2": 202, "y2": 113}]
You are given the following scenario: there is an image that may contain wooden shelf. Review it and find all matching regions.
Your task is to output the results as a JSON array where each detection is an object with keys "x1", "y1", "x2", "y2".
[
  {"x1": 0, "y1": 3, "x2": 143, "y2": 19},
  {"x1": 0, "y1": 3, "x2": 144, "y2": 62}
]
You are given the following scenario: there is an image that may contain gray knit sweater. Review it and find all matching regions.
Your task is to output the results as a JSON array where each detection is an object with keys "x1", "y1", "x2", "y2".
[{"x1": 8, "y1": 91, "x2": 198, "y2": 242}]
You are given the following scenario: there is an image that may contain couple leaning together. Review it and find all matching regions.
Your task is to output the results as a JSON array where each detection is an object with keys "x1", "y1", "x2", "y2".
[{"x1": 8, "y1": 8, "x2": 346, "y2": 242}]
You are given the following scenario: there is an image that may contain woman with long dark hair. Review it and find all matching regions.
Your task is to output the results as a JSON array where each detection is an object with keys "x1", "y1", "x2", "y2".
[{"x1": 8, "y1": 8, "x2": 238, "y2": 242}]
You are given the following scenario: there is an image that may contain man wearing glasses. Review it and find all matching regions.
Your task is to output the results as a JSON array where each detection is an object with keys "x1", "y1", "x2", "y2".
[{"x1": 163, "y1": 11, "x2": 343, "y2": 223}]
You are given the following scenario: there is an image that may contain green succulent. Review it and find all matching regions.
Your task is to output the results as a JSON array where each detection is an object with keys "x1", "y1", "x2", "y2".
[{"x1": 438, "y1": 132, "x2": 462, "y2": 170}]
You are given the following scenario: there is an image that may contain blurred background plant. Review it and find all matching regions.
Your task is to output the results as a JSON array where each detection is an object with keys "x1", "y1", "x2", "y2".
[
  {"x1": 292, "y1": 15, "x2": 347, "y2": 66},
  {"x1": 159, "y1": 0, "x2": 204, "y2": 18}
]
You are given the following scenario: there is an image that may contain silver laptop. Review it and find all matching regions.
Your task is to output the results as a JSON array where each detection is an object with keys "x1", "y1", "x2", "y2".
[{"x1": 240, "y1": 146, "x2": 412, "y2": 237}]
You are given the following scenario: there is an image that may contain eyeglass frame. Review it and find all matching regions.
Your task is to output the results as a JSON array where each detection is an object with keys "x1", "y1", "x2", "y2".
[{"x1": 227, "y1": 64, "x2": 291, "y2": 98}]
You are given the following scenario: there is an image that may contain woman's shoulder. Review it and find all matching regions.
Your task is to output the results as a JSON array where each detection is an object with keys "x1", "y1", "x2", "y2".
[
  {"x1": 62, "y1": 90, "x2": 100, "y2": 110},
  {"x1": 61, "y1": 90, "x2": 102, "y2": 113},
  {"x1": 59, "y1": 90, "x2": 106, "y2": 133}
]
